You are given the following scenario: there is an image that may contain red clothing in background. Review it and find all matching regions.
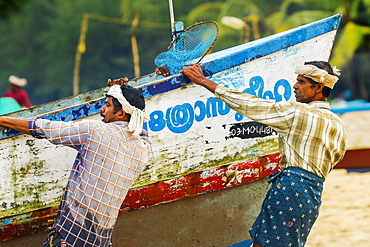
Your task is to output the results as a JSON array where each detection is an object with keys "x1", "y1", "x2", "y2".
[{"x1": 4, "y1": 89, "x2": 31, "y2": 108}]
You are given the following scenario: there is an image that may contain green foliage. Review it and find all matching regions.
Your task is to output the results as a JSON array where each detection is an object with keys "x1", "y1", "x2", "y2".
[
  {"x1": 187, "y1": 2, "x2": 224, "y2": 24},
  {"x1": 331, "y1": 22, "x2": 370, "y2": 68},
  {"x1": 261, "y1": 0, "x2": 370, "y2": 100},
  {"x1": 0, "y1": 0, "x2": 29, "y2": 19},
  {"x1": 1, "y1": 0, "x2": 136, "y2": 104},
  {"x1": 276, "y1": 10, "x2": 333, "y2": 32},
  {"x1": 120, "y1": 0, "x2": 169, "y2": 23},
  {"x1": 219, "y1": 0, "x2": 265, "y2": 19}
]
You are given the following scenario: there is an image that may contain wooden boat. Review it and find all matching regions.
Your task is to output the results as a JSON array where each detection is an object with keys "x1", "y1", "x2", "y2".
[
  {"x1": 0, "y1": 15, "x2": 343, "y2": 245},
  {"x1": 332, "y1": 103, "x2": 370, "y2": 170}
]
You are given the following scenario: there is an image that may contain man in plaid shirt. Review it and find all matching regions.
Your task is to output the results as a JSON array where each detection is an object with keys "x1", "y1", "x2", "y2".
[
  {"x1": 181, "y1": 61, "x2": 346, "y2": 247},
  {"x1": 0, "y1": 78, "x2": 151, "y2": 246}
]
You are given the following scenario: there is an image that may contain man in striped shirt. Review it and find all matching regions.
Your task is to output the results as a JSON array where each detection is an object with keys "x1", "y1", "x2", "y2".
[
  {"x1": 181, "y1": 61, "x2": 346, "y2": 247},
  {"x1": 0, "y1": 78, "x2": 151, "y2": 246}
]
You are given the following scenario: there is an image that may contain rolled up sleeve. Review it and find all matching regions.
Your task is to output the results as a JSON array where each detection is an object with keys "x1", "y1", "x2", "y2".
[
  {"x1": 214, "y1": 85, "x2": 296, "y2": 134},
  {"x1": 28, "y1": 118, "x2": 90, "y2": 149}
]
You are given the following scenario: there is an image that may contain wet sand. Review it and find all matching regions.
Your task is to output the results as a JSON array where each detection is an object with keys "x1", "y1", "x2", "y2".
[{"x1": 306, "y1": 169, "x2": 370, "y2": 246}]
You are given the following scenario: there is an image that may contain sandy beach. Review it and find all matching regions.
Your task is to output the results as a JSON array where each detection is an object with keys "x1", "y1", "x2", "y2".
[{"x1": 306, "y1": 168, "x2": 370, "y2": 246}]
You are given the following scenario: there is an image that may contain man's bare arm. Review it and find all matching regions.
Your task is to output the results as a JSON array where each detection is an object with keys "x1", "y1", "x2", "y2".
[
  {"x1": 180, "y1": 64, "x2": 218, "y2": 93},
  {"x1": 0, "y1": 116, "x2": 31, "y2": 135}
]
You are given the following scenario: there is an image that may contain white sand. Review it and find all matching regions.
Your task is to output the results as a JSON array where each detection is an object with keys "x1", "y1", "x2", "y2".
[{"x1": 306, "y1": 169, "x2": 370, "y2": 246}]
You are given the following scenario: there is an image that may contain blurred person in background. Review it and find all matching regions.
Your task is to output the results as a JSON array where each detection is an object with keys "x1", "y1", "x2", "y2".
[{"x1": 3, "y1": 75, "x2": 31, "y2": 108}]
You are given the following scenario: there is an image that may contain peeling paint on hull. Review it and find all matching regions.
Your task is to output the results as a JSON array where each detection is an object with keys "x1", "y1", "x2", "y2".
[
  {"x1": 0, "y1": 15, "x2": 341, "y2": 241},
  {"x1": 0, "y1": 153, "x2": 280, "y2": 241}
]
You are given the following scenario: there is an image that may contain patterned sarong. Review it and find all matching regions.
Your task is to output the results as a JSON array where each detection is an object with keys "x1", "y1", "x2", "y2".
[{"x1": 249, "y1": 166, "x2": 324, "y2": 247}]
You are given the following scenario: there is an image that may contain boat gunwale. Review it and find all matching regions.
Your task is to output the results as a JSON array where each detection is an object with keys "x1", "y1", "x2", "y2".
[{"x1": 0, "y1": 14, "x2": 342, "y2": 140}]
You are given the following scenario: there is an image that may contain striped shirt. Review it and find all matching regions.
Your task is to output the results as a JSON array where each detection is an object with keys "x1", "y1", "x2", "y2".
[
  {"x1": 29, "y1": 119, "x2": 151, "y2": 246},
  {"x1": 215, "y1": 85, "x2": 346, "y2": 179}
]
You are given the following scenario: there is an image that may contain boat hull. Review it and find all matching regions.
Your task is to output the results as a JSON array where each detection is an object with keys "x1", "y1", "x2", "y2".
[
  {"x1": 332, "y1": 107, "x2": 370, "y2": 169},
  {"x1": 0, "y1": 15, "x2": 342, "y2": 244}
]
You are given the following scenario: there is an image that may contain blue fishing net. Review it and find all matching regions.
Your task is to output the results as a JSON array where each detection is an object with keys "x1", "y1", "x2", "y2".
[{"x1": 155, "y1": 21, "x2": 219, "y2": 74}]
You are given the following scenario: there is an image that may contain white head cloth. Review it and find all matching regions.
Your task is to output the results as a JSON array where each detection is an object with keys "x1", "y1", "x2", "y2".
[
  {"x1": 107, "y1": 85, "x2": 149, "y2": 136},
  {"x1": 9, "y1": 75, "x2": 27, "y2": 87},
  {"x1": 294, "y1": 64, "x2": 340, "y2": 89}
]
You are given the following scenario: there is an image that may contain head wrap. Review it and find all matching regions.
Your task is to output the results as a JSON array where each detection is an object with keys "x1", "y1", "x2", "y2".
[
  {"x1": 107, "y1": 85, "x2": 149, "y2": 136},
  {"x1": 9, "y1": 75, "x2": 27, "y2": 87},
  {"x1": 294, "y1": 64, "x2": 340, "y2": 89}
]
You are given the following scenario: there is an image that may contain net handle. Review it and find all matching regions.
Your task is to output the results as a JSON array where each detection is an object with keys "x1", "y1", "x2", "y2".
[
  {"x1": 194, "y1": 21, "x2": 218, "y2": 64},
  {"x1": 168, "y1": 0, "x2": 175, "y2": 35},
  {"x1": 161, "y1": 21, "x2": 218, "y2": 71},
  {"x1": 141, "y1": 21, "x2": 219, "y2": 89},
  {"x1": 167, "y1": 20, "x2": 218, "y2": 50}
]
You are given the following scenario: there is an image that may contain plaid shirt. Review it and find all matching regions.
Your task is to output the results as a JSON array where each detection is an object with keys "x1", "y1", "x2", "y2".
[
  {"x1": 215, "y1": 85, "x2": 346, "y2": 179},
  {"x1": 29, "y1": 119, "x2": 151, "y2": 246}
]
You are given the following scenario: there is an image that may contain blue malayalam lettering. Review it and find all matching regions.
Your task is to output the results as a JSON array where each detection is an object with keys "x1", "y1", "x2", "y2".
[
  {"x1": 146, "y1": 77, "x2": 291, "y2": 133},
  {"x1": 194, "y1": 101, "x2": 206, "y2": 122},
  {"x1": 206, "y1": 97, "x2": 218, "y2": 118},
  {"x1": 243, "y1": 76, "x2": 291, "y2": 101},
  {"x1": 148, "y1": 110, "x2": 166, "y2": 131},
  {"x1": 166, "y1": 103, "x2": 194, "y2": 133},
  {"x1": 244, "y1": 76, "x2": 264, "y2": 97},
  {"x1": 218, "y1": 99, "x2": 230, "y2": 115},
  {"x1": 274, "y1": 79, "x2": 292, "y2": 102}
]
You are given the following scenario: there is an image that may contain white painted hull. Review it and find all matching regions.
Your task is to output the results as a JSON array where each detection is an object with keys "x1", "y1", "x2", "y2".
[{"x1": 0, "y1": 15, "x2": 341, "y2": 241}]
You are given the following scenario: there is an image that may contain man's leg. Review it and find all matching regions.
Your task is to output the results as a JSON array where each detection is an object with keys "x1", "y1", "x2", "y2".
[{"x1": 42, "y1": 229, "x2": 62, "y2": 247}]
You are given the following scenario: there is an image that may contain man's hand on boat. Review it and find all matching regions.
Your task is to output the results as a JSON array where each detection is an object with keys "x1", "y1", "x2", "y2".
[
  {"x1": 0, "y1": 116, "x2": 31, "y2": 135},
  {"x1": 107, "y1": 77, "x2": 129, "y2": 86},
  {"x1": 181, "y1": 64, "x2": 218, "y2": 93},
  {"x1": 155, "y1": 67, "x2": 170, "y2": 76}
]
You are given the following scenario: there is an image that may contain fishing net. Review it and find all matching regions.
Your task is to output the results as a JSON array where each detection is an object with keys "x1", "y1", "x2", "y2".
[{"x1": 155, "y1": 21, "x2": 219, "y2": 74}]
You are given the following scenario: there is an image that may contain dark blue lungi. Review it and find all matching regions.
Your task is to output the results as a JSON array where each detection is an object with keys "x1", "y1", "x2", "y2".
[{"x1": 249, "y1": 166, "x2": 324, "y2": 247}]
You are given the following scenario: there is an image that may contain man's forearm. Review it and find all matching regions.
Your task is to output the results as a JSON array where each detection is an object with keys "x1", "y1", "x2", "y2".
[
  {"x1": 180, "y1": 64, "x2": 219, "y2": 93},
  {"x1": 0, "y1": 117, "x2": 31, "y2": 135},
  {"x1": 196, "y1": 78, "x2": 218, "y2": 93}
]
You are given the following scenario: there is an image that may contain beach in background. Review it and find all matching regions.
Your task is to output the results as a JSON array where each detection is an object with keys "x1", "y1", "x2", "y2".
[{"x1": 306, "y1": 168, "x2": 370, "y2": 246}]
